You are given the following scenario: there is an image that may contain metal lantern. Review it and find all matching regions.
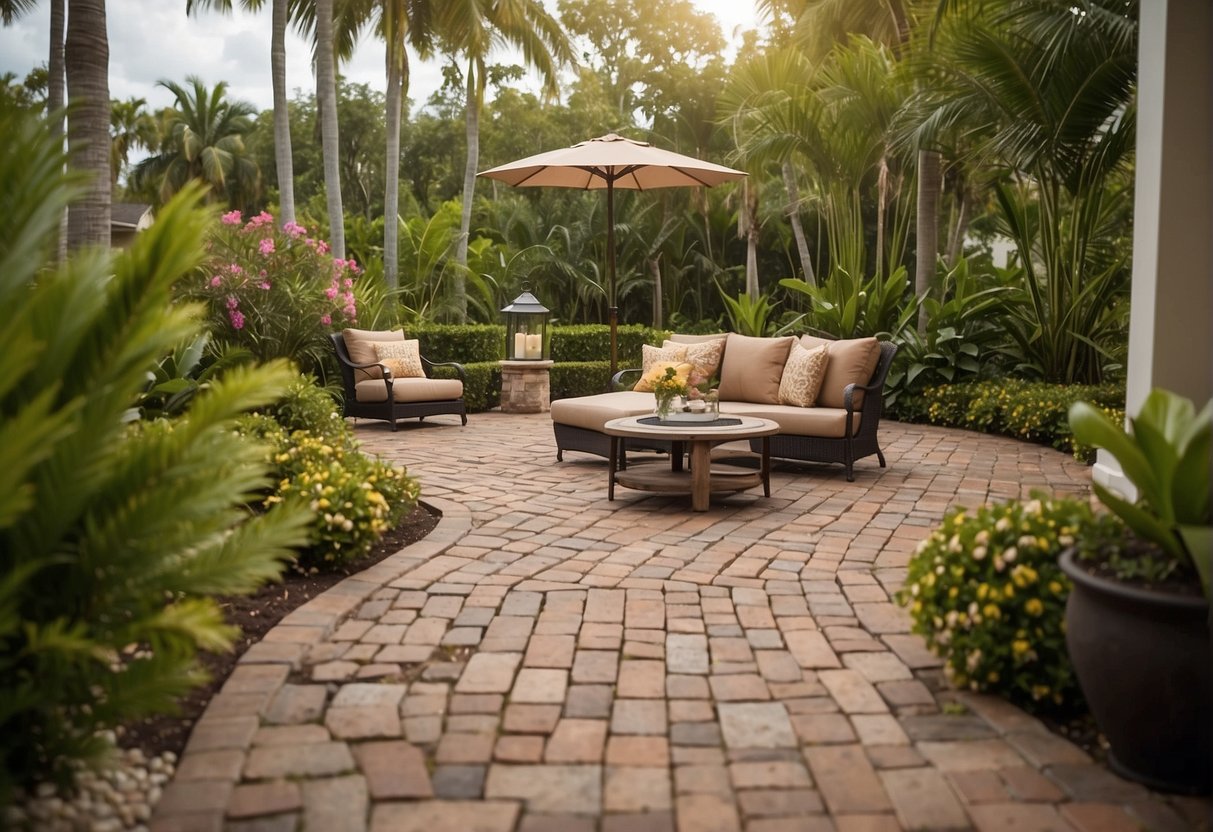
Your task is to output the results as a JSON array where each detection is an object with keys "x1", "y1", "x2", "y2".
[{"x1": 502, "y1": 289, "x2": 550, "y2": 361}]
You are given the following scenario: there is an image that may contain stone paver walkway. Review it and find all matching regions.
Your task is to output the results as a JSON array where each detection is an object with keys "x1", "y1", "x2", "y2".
[{"x1": 153, "y1": 415, "x2": 1210, "y2": 832}]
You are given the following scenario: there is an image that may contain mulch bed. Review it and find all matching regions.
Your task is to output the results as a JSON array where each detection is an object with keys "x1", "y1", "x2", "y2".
[{"x1": 117, "y1": 503, "x2": 440, "y2": 759}]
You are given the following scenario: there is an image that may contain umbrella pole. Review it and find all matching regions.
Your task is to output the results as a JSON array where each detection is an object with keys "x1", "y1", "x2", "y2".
[{"x1": 607, "y1": 179, "x2": 618, "y2": 379}]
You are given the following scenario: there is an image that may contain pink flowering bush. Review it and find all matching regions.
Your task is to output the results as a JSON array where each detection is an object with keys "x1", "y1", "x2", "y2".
[{"x1": 182, "y1": 211, "x2": 361, "y2": 381}]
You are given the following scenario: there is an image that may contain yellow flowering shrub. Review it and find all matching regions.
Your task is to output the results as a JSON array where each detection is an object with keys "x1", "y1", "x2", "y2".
[
  {"x1": 899, "y1": 494, "x2": 1120, "y2": 713},
  {"x1": 238, "y1": 414, "x2": 419, "y2": 569}
]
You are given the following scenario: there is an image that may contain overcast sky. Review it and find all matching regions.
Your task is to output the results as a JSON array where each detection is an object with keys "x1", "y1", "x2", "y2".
[{"x1": 0, "y1": 1, "x2": 763, "y2": 115}]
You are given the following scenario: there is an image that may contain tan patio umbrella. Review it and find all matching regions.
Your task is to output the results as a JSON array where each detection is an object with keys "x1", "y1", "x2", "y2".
[{"x1": 478, "y1": 133, "x2": 747, "y2": 376}]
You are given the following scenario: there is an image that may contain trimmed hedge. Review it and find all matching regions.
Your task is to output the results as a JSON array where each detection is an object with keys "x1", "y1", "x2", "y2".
[
  {"x1": 551, "y1": 361, "x2": 614, "y2": 400},
  {"x1": 550, "y1": 324, "x2": 670, "y2": 364},
  {"x1": 430, "y1": 361, "x2": 500, "y2": 412},
  {"x1": 410, "y1": 323, "x2": 504, "y2": 363},
  {"x1": 895, "y1": 380, "x2": 1125, "y2": 460}
]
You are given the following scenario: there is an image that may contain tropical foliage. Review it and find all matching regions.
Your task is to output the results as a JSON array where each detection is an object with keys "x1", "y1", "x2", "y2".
[{"x1": 0, "y1": 112, "x2": 309, "y2": 796}]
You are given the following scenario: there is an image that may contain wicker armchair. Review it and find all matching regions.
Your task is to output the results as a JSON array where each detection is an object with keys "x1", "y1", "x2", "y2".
[{"x1": 330, "y1": 332, "x2": 467, "y2": 432}]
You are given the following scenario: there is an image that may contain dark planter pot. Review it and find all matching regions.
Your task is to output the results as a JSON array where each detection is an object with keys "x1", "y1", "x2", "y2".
[{"x1": 1060, "y1": 549, "x2": 1211, "y2": 794}]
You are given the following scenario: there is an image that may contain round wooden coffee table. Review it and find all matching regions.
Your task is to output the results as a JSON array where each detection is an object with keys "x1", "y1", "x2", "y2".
[{"x1": 602, "y1": 415, "x2": 780, "y2": 512}]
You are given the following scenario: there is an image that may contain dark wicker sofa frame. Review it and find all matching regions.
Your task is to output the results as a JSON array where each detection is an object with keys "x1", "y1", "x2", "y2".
[
  {"x1": 553, "y1": 340, "x2": 898, "y2": 482},
  {"x1": 330, "y1": 332, "x2": 467, "y2": 432}
]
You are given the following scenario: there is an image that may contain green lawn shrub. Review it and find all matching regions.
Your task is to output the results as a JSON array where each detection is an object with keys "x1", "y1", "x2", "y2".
[
  {"x1": 900, "y1": 495, "x2": 1119, "y2": 714},
  {"x1": 0, "y1": 116, "x2": 311, "y2": 797},
  {"x1": 410, "y1": 323, "x2": 504, "y2": 363},
  {"x1": 894, "y1": 380, "x2": 1124, "y2": 460}
]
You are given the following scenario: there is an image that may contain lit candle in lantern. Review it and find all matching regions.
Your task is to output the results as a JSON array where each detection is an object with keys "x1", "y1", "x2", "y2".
[
  {"x1": 526, "y1": 333, "x2": 542, "y2": 358},
  {"x1": 513, "y1": 332, "x2": 526, "y2": 359}
]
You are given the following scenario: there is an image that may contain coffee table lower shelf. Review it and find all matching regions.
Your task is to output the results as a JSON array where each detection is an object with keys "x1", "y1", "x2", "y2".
[{"x1": 613, "y1": 461, "x2": 765, "y2": 497}]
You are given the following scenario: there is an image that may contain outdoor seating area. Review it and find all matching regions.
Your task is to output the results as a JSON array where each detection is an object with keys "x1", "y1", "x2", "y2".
[{"x1": 147, "y1": 412, "x2": 1208, "y2": 831}]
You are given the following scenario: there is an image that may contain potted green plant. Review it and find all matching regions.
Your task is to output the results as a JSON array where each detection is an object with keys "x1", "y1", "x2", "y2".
[{"x1": 1065, "y1": 389, "x2": 1211, "y2": 794}]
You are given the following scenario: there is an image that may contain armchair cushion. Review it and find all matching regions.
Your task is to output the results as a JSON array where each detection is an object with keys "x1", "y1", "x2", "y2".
[
  {"x1": 355, "y1": 377, "x2": 464, "y2": 403},
  {"x1": 800, "y1": 335, "x2": 881, "y2": 409},
  {"x1": 717, "y1": 334, "x2": 795, "y2": 405},
  {"x1": 373, "y1": 339, "x2": 425, "y2": 378},
  {"x1": 343, "y1": 328, "x2": 404, "y2": 382}
]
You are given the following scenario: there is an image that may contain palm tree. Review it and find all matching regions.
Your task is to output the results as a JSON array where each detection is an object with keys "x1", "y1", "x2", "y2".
[
  {"x1": 130, "y1": 77, "x2": 260, "y2": 210},
  {"x1": 437, "y1": 0, "x2": 574, "y2": 320},
  {"x1": 186, "y1": 0, "x2": 297, "y2": 226},
  {"x1": 64, "y1": 0, "x2": 110, "y2": 248},
  {"x1": 109, "y1": 96, "x2": 156, "y2": 188},
  {"x1": 315, "y1": 0, "x2": 345, "y2": 258}
]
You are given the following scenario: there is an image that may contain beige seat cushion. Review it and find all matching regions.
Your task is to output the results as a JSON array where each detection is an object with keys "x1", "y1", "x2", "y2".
[
  {"x1": 721, "y1": 401, "x2": 861, "y2": 438},
  {"x1": 800, "y1": 335, "x2": 881, "y2": 409},
  {"x1": 778, "y1": 342, "x2": 829, "y2": 407},
  {"x1": 550, "y1": 391, "x2": 656, "y2": 433},
  {"x1": 355, "y1": 377, "x2": 463, "y2": 403},
  {"x1": 373, "y1": 339, "x2": 425, "y2": 379},
  {"x1": 717, "y1": 334, "x2": 795, "y2": 405},
  {"x1": 344, "y1": 328, "x2": 404, "y2": 382},
  {"x1": 664, "y1": 338, "x2": 725, "y2": 381}
]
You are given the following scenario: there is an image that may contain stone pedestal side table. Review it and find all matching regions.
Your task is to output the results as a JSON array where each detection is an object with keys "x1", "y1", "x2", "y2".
[{"x1": 499, "y1": 359, "x2": 554, "y2": 413}]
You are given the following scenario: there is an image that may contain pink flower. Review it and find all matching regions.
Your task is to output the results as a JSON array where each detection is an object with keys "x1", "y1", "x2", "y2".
[
  {"x1": 343, "y1": 304, "x2": 357, "y2": 318},
  {"x1": 316, "y1": 240, "x2": 330, "y2": 254},
  {"x1": 283, "y1": 220, "x2": 306, "y2": 237},
  {"x1": 259, "y1": 238, "x2": 275, "y2": 256},
  {"x1": 228, "y1": 263, "x2": 244, "y2": 275},
  {"x1": 221, "y1": 210, "x2": 242, "y2": 226},
  {"x1": 347, "y1": 259, "x2": 358, "y2": 273},
  {"x1": 259, "y1": 281, "x2": 271, "y2": 290},
  {"x1": 324, "y1": 287, "x2": 338, "y2": 300},
  {"x1": 343, "y1": 278, "x2": 354, "y2": 288},
  {"x1": 210, "y1": 275, "x2": 222, "y2": 287},
  {"x1": 229, "y1": 309, "x2": 245, "y2": 330},
  {"x1": 319, "y1": 314, "x2": 332, "y2": 325},
  {"x1": 243, "y1": 211, "x2": 274, "y2": 232},
  {"x1": 226, "y1": 296, "x2": 239, "y2": 310}
]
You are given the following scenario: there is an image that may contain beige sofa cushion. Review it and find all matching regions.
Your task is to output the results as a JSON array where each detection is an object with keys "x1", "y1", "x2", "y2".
[
  {"x1": 800, "y1": 335, "x2": 881, "y2": 409},
  {"x1": 550, "y1": 391, "x2": 656, "y2": 433},
  {"x1": 720, "y1": 401, "x2": 861, "y2": 438},
  {"x1": 717, "y1": 334, "x2": 795, "y2": 405},
  {"x1": 355, "y1": 377, "x2": 463, "y2": 403},
  {"x1": 664, "y1": 338, "x2": 724, "y2": 381},
  {"x1": 344, "y1": 328, "x2": 404, "y2": 382},
  {"x1": 778, "y1": 342, "x2": 829, "y2": 407},
  {"x1": 373, "y1": 339, "x2": 425, "y2": 378}
]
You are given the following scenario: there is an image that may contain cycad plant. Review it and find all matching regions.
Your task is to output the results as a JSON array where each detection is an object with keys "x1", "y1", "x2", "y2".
[{"x1": 0, "y1": 108, "x2": 310, "y2": 796}]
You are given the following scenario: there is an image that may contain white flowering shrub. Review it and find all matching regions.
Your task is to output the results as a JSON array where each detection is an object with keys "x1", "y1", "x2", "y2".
[{"x1": 900, "y1": 494, "x2": 1118, "y2": 713}]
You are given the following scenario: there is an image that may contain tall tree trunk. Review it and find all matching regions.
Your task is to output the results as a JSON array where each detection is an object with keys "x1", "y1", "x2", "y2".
[
  {"x1": 743, "y1": 180, "x2": 760, "y2": 297},
  {"x1": 65, "y1": 0, "x2": 110, "y2": 250},
  {"x1": 271, "y1": 0, "x2": 295, "y2": 226},
  {"x1": 946, "y1": 187, "x2": 971, "y2": 266},
  {"x1": 49, "y1": 0, "x2": 67, "y2": 261},
  {"x1": 315, "y1": 0, "x2": 344, "y2": 258},
  {"x1": 649, "y1": 256, "x2": 662, "y2": 328},
  {"x1": 453, "y1": 62, "x2": 479, "y2": 321},
  {"x1": 383, "y1": 53, "x2": 403, "y2": 291},
  {"x1": 875, "y1": 157, "x2": 889, "y2": 278},
  {"x1": 782, "y1": 162, "x2": 814, "y2": 285},
  {"x1": 916, "y1": 148, "x2": 942, "y2": 332}
]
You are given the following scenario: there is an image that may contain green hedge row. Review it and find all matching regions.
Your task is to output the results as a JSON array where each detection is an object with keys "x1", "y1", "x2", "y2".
[
  {"x1": 408, "y1": 323, "x2": 672, "y2": 366},
  {"x1": 551, "y1": 362, "x2": 614, "y2": 400},
  {"x1": 430, "y1": 361, "x2": 501, "y2": 412},
  {"x1": 895, "y1": 379, "x2": 1125, "y2": 460}
]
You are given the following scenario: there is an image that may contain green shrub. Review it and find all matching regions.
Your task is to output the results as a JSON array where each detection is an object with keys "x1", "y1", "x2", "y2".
[
  {"x1": 552, "y1": 362, "x2": 614, "y2": 400},
  {"x1": 264, "y1": 376, "x2": 346, "y2": 444},
  {"x1": 900, "y1": 495, "x2": 1116, "y2": 713},
  {"x1": 239, "y1": 415, "x2": 419, "y2": 569},
  {"x1": 430, "y1": 361, "x2": 500, "y2": 413},
  {"x1": 550, "y1": 325, "x2": 668, "y2": 365},
  {"x1": 410, "y1": 323, "x2": 504, "y2": 364},
  {"x1": 0, "y1": 117, "x2": 310, "y2": 798},
  {"x1": 895, "y1": 380, "x2": 1125, "y2": 460}
]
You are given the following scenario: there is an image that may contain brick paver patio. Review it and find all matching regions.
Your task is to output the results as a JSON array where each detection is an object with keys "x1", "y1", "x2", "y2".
[{"x1": 153, "y1": 414, "x2": 1210, "y2": 832}]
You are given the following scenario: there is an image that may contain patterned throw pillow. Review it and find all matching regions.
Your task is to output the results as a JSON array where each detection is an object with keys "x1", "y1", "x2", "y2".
[
  {"x1": 778, "y1": 342, "x2": 829, "y2": 407},
  {"x1": 634, "y1": 361, "x2": 693, "y2": 393},
  {"x1": 664, "y1": 337, "x2": 724, "y2": 381},
  {"x1": 373, "y1": 339, "x2": 425, "y2": 379},
  {"x1": 641, "y1": 343, "x2": 688, "y2": 374}
]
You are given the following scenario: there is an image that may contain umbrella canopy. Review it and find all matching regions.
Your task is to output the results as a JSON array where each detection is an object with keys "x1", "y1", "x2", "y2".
[{"x1": 479, "y1": 134, "x2": 747, "y2": 374}]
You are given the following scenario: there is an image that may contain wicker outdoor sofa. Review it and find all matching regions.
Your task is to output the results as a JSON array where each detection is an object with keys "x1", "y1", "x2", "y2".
[{"x1": 550, "y1": 333, "x2": 897, "y2": 482}]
